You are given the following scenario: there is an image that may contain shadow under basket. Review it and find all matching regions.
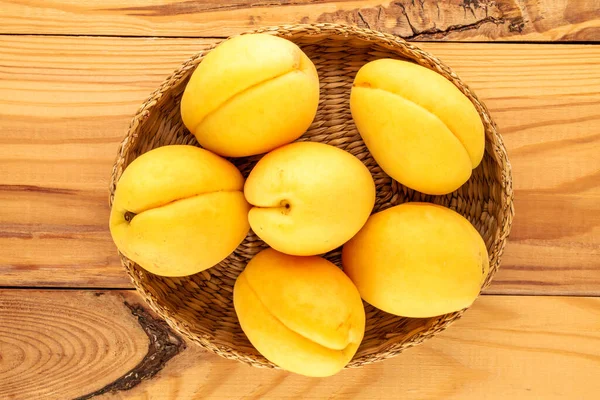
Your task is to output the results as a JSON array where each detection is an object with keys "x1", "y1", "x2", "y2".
[{"x1": 109, "y1": 24, "x2": 514, "y2": 369}]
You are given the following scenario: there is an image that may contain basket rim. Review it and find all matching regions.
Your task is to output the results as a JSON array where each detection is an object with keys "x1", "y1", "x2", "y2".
[{"x1": 109, "y1": 23, "x2": 515, "y2": 370}]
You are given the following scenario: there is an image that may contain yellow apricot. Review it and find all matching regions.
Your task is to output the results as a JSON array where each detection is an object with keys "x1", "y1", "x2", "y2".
[
  {"x1": 342, "y1": 203, "x2": 488, "y2": 318},
  {"x1": 244, "y1": 142, "x2": 375, "y2": 256},
  {"x1": 234, "y1": 248, "x2": 365, "y2": 377},
  {"x1": 181, "y1": 34, "x2": 319, "y2": 157},
  {"x1": 350, "y1": 59, "x2": 485, "y2": 195},
  {"x1": 109, "y1": 145, "x2": 250, "y2": 277}
]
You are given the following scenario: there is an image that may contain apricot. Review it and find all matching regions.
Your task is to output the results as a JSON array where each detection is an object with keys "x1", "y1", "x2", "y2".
[
  {"x1": 234, "y1": 248, "x2": 365, "y2": 377},
  {"x1": 181, "y1": 34, "x2": 320, "y2": 157},
  {"x1": 244, "y1": 142, "x2": 375, "y2": 256},
  {"x1": 350, "y1": 59, "x2": 485, "y2": 195},
  {"x1": 109, "y1": 145, "x2": 250, "y2": 277},
  {"x1": 342, "y1": 203, "x2": 488, "y2": 318}
]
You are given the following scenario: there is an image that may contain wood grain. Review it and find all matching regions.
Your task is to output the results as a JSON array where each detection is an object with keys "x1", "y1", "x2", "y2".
[
  {"x1": 2, "y1": 36, "x2": 599, "y2": 293},
  {"x1": 0, "y1": 290, "x2": 598, "y2": 399},
  {"x1": 0, "y1": 37, "x2": 214, "y2": 288},
  {"x1": 0, "y1": 291, "x2": 145, "y2": 399},
  {"x1": 0, "y1": 0, "x2": 599, "y2": 41}
]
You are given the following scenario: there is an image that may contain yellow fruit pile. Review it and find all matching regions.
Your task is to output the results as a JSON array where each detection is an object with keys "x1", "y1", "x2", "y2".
[{"x1": 109, "y1": 34, "x2": 488, "y2": 377}]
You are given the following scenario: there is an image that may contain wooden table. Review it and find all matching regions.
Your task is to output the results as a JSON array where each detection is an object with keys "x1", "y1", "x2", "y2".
[{"x1": 1, "y1": 1, "x2": 599, "y2": 399}]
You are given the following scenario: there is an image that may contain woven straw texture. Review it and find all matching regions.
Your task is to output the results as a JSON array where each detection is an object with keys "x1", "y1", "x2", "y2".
[{"x1": 109, "y1": 24, "x2": 514, "y2": 369}]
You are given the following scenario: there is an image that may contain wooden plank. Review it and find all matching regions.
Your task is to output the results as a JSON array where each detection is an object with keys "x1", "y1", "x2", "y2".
[
  {"x1": 0, "y1": 0, "x2": 599, "y2": 41},
  {"x1": 0, "y1": 37, "x2": 215, "y2": 288},
  {"x1": 0, "y1": 290, "x2": 149, "y2": 399},
  {"x1": 0, "y1": 291, "x2": 598, "y2": 399},
  {"x1": 1, "y1": 36, "x2": 599, "y2": 293}
]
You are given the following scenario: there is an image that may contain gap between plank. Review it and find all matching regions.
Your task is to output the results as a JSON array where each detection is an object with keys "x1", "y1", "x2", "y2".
[
  {"x1": 0, "y1": 32, "x2": 599, "y2": 45},
  {"x1": 0, "y1": 286, "x2": 597, "y2": 297}
]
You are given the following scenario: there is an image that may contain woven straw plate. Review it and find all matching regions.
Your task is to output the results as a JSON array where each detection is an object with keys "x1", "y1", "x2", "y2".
[{"x1": 109, "y1": 24, "x2": 514, "y2": 369}]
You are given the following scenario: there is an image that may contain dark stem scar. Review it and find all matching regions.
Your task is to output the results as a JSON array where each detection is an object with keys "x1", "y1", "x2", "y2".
[
  {"x1": 124, "y1": 211, "x2": 137, "y2": 222},
  {"x1": 75, "y1": 302, "x2": 186, "y2": 400}
]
